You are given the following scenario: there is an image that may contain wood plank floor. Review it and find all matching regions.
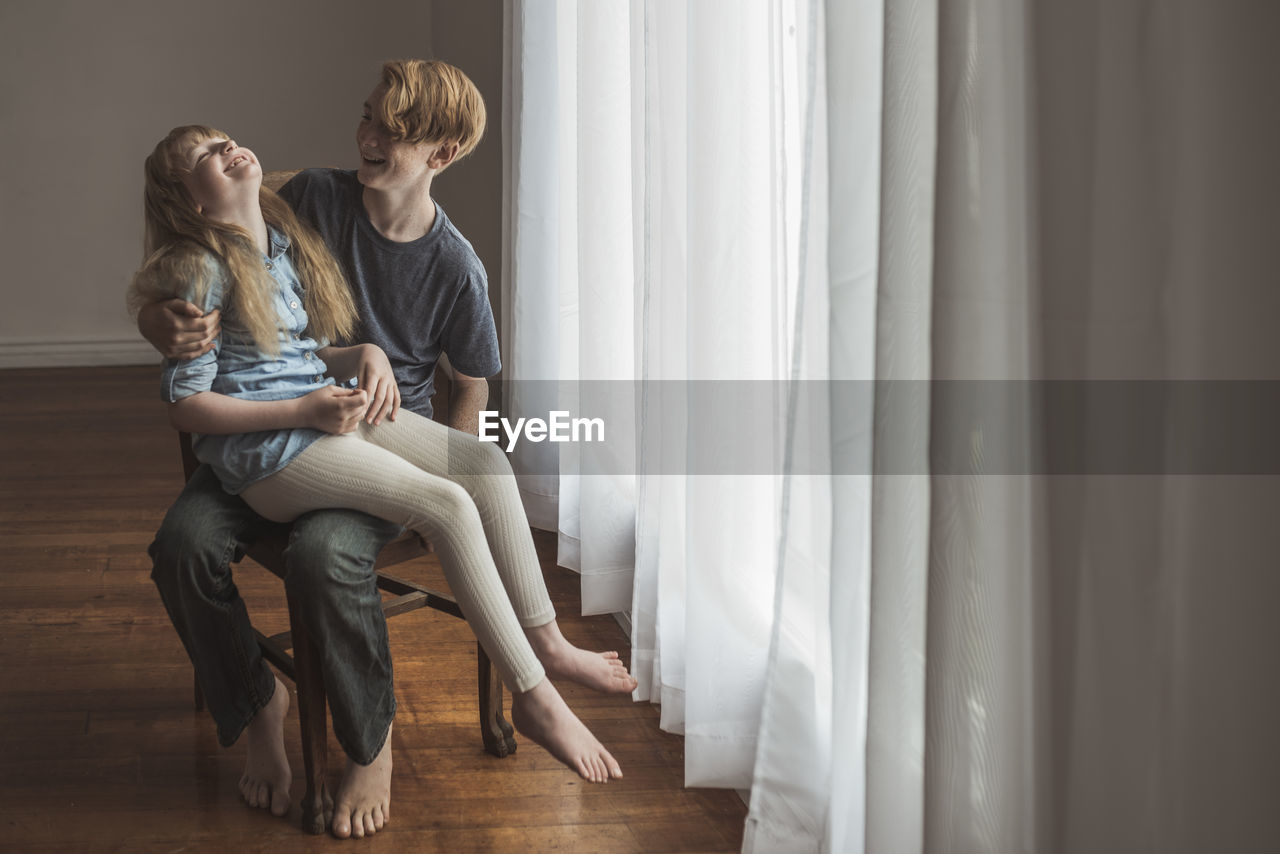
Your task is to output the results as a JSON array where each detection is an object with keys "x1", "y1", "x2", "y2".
[{"x1": 0, "y1": 366, "x2": 746, "y2": 853}]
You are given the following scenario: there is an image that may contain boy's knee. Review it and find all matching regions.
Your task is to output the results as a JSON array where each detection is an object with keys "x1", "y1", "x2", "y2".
[
  {"x1": 148, "y1": 513, "x2": 236, "y2": 593},
  {"x1": 149, "y1": 465, "x2": 258, "y2": 590},
  {"x1": 284, "y1": 509, "x2": 401, "y2": 588}
]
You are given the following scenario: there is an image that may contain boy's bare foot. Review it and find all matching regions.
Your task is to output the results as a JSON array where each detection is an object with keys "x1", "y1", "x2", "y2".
[
  {"x1": 240, "y1": 675, "x2": 292, "y2": 817},
  {"x1": 331, "y1": 723, "x2": 393, "y2": 839},
  {"x1": 510, "y1": 679, "x2": 623, "y2": 783},
  {"x1": 526, "y1": 622, "x2": 639, "y2": 695}
]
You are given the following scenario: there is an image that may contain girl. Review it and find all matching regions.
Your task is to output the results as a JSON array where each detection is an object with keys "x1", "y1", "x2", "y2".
[{"x1": 130, "y1": 125, "x2": 627, "y2": 793}]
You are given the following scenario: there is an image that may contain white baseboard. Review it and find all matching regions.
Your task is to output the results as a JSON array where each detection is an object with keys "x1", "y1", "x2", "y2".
[{"x1": 0, "y1": 339, "x2": 160, "y2": 369}]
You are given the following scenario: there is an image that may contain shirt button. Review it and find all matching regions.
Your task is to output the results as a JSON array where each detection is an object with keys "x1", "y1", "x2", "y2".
[
  {"x1": 315, "y1": 375, "x2": 323, "y2": 382},
  {"x1": 304, "y1": 352, "x2": 313, "y2": 360},
  {"x1": 289, "y1": 300, "x2": 299, "y2": 309}
]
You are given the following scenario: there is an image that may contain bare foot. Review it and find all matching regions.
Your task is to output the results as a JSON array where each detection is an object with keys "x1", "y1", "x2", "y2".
[
  {"x1": 510, "y1": 679, "x2": 622, "y2": 783},
  {"x1": 526, "y1": 621, "x2": 638, "y2": 695},
  {"x1": 240, "y1": 675, "x2": 292, "y2": 817},
  {"x1": 331, "y1": 723, "x2": 393, "y2": 839}
]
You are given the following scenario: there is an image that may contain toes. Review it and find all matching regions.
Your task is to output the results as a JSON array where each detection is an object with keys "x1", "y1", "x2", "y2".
[
  {"x1": 332, "y1": 812, "x2": 352, "y2": 839},
  {"x1": 582, "y1": 755, "x2": 605, "y2": 783},
  {"x1": 372, "y1": 804, "x2": 386, "y2": 830},
  {"x1": 364, "y1": 811, "x2": 378, "y2": 836},
  {"x1": 270, "y1": 788, "x2": 290, "y2": 817}
]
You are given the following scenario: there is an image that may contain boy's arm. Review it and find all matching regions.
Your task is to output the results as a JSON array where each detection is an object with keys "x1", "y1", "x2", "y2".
[
  {"x1": 169, "y1": 387, "x2": 370, "y2": 436},
  {"x1": 448, "y1": 372, "x2": 489, "y2": 436},
  {"x1": 138, "y1": 299, "x2": 221, "y2": 360}
]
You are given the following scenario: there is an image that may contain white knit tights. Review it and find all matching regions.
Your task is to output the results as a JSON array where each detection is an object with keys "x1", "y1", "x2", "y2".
[{"x1": 240, "y1": 409, "x2": 554, "y2": 693}]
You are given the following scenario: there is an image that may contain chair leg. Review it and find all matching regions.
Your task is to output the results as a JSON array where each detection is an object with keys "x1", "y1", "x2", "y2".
[
  {"x1": 477, "y1": 642, "x2": 516, "y2": 757},
  {"x1": 288, "y1": 595, "x2": 332, "y2": 835}
]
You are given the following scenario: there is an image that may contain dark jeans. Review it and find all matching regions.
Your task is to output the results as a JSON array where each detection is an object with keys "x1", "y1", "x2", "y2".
[{"x1": 149, "y1": 465, "x2": 403, "y2": 764}]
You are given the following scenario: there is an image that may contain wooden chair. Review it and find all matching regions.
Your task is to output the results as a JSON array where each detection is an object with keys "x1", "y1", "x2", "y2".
[{"x1": 181, "y1": 369, "x2": 516, "y2": 835}]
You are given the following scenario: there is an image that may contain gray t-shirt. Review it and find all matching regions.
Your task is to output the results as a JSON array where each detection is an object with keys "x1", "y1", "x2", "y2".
[{"x1": 279, "y1": 168, "x2": 501, "y2": 418}]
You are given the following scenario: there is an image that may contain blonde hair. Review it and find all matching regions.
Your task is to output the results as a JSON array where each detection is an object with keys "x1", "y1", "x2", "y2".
[
  {"x1": 128, "y1": 124, "x2": 357, "y2": 356},
  {"x1": 376, "y1": 59, "x2": 486, "y2": 164}
]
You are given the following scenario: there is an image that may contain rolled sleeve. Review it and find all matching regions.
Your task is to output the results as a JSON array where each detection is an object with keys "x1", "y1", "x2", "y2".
[
  {"x1": 158, "y1": 257, "x2": 223, "y2": 403},
  {"x1": 161, "y1": 345, "x2": 219, "y2": 402}
]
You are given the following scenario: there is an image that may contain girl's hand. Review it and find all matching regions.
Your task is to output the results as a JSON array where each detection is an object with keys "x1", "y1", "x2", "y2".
[
  {"x1": 355, "y1": 344, "x2": 401, "y2": 426},
  {"x1": 298, "y1": 386, "x2": 370, "y2": 434}
]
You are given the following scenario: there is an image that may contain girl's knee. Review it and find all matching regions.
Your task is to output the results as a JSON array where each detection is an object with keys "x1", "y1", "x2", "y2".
[
  {"x1": 461, "y1": 439, "x2": 514, "y2": 478},
  {"x1": 434, "y1": 479, "x2": 479, "y2": 520},
  {"x1": 413, "y1": 480, "x2": 484, "y2": 543}
]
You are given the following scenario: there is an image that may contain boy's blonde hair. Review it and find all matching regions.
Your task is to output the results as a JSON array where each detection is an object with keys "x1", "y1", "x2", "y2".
[
  {"x1": 375, "y1": 59, "x2": 486, "y2": 164},
  {"x1": 128, "y1": 125, "x2": 357, "y2": 356}
]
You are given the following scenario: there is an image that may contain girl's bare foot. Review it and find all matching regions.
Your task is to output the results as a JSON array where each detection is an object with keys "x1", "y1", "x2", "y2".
[
  {"x1": 331, "y1": 723, "x2": 393, "y2": 839},
  {"x1": 526, "y1": 622, "x2": 639, "y2": 695},
  {"x1": 240, "y1": 675, "x2": 292, "y2": 817},
  {"x1": 510, "y1": 679, "x2": 623, "y2": 783}
]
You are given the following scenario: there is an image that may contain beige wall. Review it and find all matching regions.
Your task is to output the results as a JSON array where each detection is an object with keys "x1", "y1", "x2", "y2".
[
  {"x1": 0, "y1": 0, "x2": 503, "y2": 368},
  {"x1": 425, "y1": 0, "x2": 504, "y2": 357}
]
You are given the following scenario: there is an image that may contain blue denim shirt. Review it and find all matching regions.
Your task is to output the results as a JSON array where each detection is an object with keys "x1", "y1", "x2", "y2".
[{"x1": 161, "y1": 228, "x2": 332, "y2": 494}]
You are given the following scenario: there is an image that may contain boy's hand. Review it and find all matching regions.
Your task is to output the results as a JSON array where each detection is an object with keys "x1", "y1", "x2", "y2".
[
  {"x1": 355, "y1": 344, "x2": 401, "y2": 426},
  {"x1": 138, "y1": 299, "x2": 221, "y2": 360},
  {"x1": 299, "y1": 386, "x2": 369, "y2": 434}
]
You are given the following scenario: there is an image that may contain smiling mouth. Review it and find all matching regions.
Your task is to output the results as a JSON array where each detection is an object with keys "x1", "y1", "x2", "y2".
[
  {"x1": 362, "y1": 154, "x2": 387, "y2": 165},
  {"x1": 225, "y1": 155, "x2": 249, "y2": 172}
]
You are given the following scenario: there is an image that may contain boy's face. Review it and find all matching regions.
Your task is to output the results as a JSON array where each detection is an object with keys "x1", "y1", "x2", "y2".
[{"x1": 355, "y1": 84, "x2": 436, "y2": 194}]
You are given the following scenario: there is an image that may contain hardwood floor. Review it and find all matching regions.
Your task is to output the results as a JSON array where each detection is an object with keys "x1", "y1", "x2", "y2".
[{"x1": 0, "y1": 366, "x2": 746, "y2": 852}]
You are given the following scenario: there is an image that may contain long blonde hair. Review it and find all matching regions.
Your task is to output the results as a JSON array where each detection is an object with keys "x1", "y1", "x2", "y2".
[{"x1": 128, "y1": 124, "x2": 356, "y2": 355}]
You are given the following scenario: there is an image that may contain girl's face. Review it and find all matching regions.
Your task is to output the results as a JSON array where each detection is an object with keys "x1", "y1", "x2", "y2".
[{"x1": 179, "y1": 135, "x2": 261, "y2": 219}]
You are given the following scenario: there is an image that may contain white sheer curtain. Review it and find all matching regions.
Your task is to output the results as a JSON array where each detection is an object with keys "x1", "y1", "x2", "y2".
[
  {"x1": 505, "y1": 0, "x2": 1280, "y2": 851},
  {"x1": 505, "y1": 0, "x2": 797, "y2": 783}
]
